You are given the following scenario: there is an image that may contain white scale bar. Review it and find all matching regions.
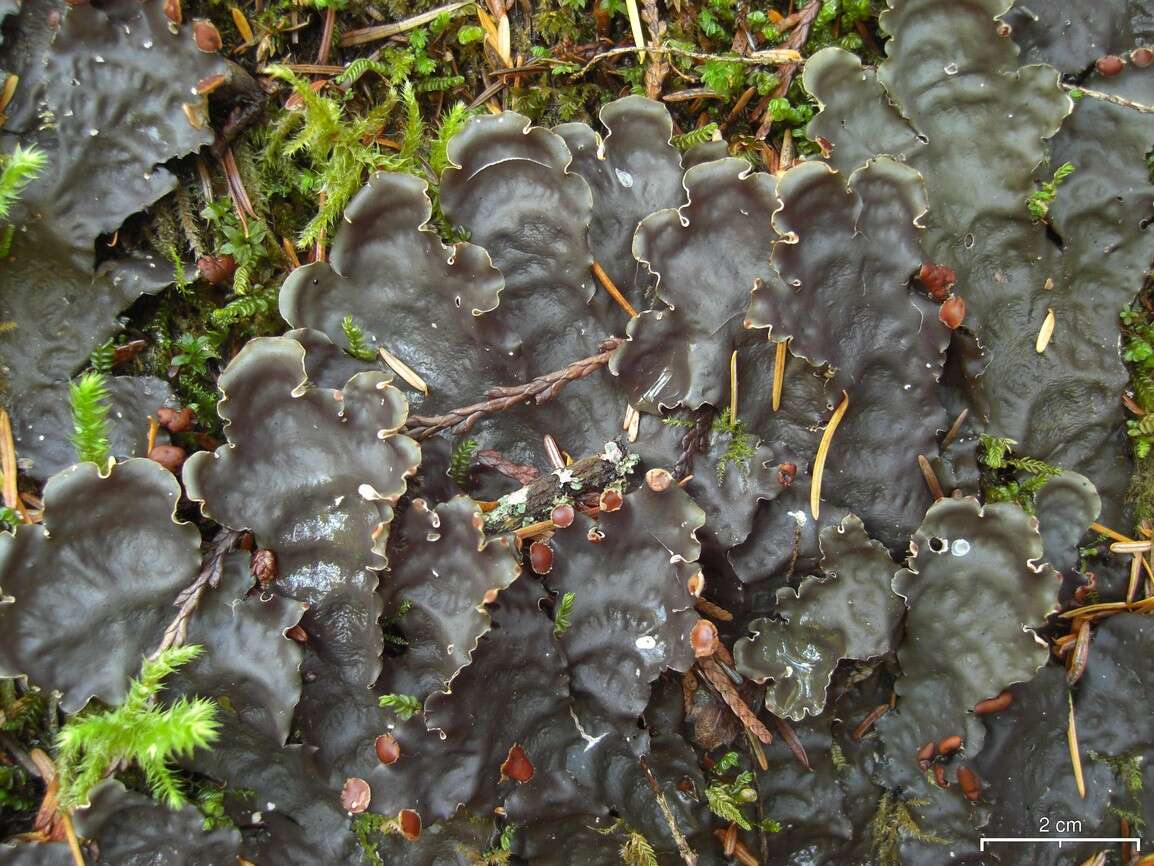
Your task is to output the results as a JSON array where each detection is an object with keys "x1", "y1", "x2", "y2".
[{"x1": 980, "y1": 837, "x2": 1141, "y2": 851}]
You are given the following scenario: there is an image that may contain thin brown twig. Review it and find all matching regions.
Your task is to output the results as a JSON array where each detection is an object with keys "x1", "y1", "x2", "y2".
[
  {"x1": 151, "y1": 528, "x2": 242, "y2": 656},
  {"x1": 404, "y1": 338, "x2": 623, "y2": 440},
  {"x1": 640, "y1": 757, "x2": 698, "y2": 866},
  {"x1": 574, "y1": 43, "x2": 800, "y2": 78},
  {"x1": 315, "y1": 6, "x2": 336, "y2": 65},
  {"x1": 1063, "y1": 83, "x2": 1154, "y2": 114},
  {"x1": 221, "y1": 147, "x2": 257, "y2": 235},
  {"x1": 61, "y1": 812, "x2": 86, "y2": 866},
  {"x1": 339, "y1": 1, "x2": 472, "y2": 47},
  {"x1": 756, "y1": 0, "x2": 820, "y2": 138}
]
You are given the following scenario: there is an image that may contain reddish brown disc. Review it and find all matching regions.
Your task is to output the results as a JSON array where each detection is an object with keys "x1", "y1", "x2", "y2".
[
  {"x1": 598, "y1": 488, "x2": 623, "y2": 512},
  {"x1": 197, "y1": 253, "x2": 236, "y2": 286},
  {"x1": 529, "y1": 541, "x2": 553, "y2": 575},
  {"x1": 286, "y1": 624, "x2": 308, "y2": 643},
  {"x1": 957, "y1": 766, "x2": 982, "y2": 801},
  {"x1": 1096, "y1": 54, "x2": 1125, "y2": 76},
  {"x1": 974, "y1": 689, "x2": 1014, "y2": 715},
  {"x1": 938, "y1": 735, "x2": 963, "y2": 756},
  {"x1": 374, "y1": 734, "x2": 400, "y2": 765},
  {"x1": 550, "y1": 503, "x2": 575, "y2": 528},
  {"x1": 777, "y1": 462, "x2": 797, "y2": 486},
  {"x1": 917, "y1": 263, "x2": 957, "y2": 301},
  {"x1": 192, "y1": 19, "x2": 222, "y2": 52},
  {"x1": 915, "y1": 741, "x2": 935, "y2": 769},
  {"x1": 690, "y1": 619, "x2": 719, "y2": 658},
  {"x1": 939, "y1": 295, "x2": 966, "y2": 329},
  {"x1": 340, "y1": 777, "x2": 371, "y2": 813},
  {"x1": 645, "y1": 467, "x2": 673, "y2": 492},
  {"x1": 398, "y1": 809, "x2": 421, "y2": 841},
  {"x1": 148, "y1": 444, "x2": 186, "y2": 473},
  {"x1": 500, "y1": 744, "x2": 535, "y2": 783}
]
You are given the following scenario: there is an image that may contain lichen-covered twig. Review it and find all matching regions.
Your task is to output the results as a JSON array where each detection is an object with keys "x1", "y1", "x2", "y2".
[
  {"x1": 482, "y1": 445, "x2": 637, "y2": 535},
  {"x1": 151, "y1": 527, "x2": 242, "y2": 656},
  {"x1": 404, "y1": 337, "x2": 623, "y2": 440}
]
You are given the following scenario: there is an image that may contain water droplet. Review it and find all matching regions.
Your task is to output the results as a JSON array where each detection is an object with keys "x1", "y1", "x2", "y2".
[
  {"x1": 615, "y1": 168, "x2": 634, "y2": 188},
  {"x1": 951, "y1": 539, "x2": 971, "y2": 557},
  {"x1": 943, "y1": 62, "x2": 958, "y2": 75}
]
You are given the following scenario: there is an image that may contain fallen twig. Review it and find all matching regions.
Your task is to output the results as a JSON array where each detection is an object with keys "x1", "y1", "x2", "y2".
[
  {"x1": 404, "y1": 338, "x2": 623, "y2": 440},
  {"x1": 1063, "y1": 83, "x2": 1154, "y2": 114},
  {"x1": 574, "y1": 43, "x2": 800, "y2": 79},
  {"x1": 698, "y1": 657, "x2": 773, "y2": 744},
  {"x1": 641, "y1": 756, "x2": 698, "y2": 866},
  {"x1": 151, "y1": 528, "x2": 243, "y2": 656},
  {"x1": 339, "y1": 1, "x2": 472, "y2": 47}
]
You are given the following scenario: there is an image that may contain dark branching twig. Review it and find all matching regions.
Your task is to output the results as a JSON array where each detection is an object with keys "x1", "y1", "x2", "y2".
[
  {"x1": 152, "y1": 527, "x2": 242, "y2": 656},
  {"x1": 756, "y1": 0, "x2": 820, "y2": 138},
  {"x1": 404, "y1": 337, "x2": 623, "y2": 440},
  {"x1": 673, "y1": 406, "x2": 714, "y2": 480}
]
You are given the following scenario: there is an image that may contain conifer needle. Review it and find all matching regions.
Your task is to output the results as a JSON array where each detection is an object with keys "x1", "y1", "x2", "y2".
[{"x1": 811, "y1": 391, "x2": 848, "y2": 519}]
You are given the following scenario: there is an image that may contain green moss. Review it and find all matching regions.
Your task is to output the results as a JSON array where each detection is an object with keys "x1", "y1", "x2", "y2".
[
  {"x1": 869, "y1": 791, "x2": 946, "y2": 866},
  {"x1": 55, "y1": 645, "x2": 220, "y2": 811},
  {"x1": 69, "y1": 372, "x2": 112, "y2": 467}
]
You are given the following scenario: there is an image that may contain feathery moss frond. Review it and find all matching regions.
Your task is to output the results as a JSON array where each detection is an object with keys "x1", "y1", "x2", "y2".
[
  {"x1": 69, "y1": 371, "x2": 112, "y2": 467},
  {"x1": 55, "y1": 645, "x2": 219, "y2": 811},
  {"x1": 553, "y1": 592, "x2": 575, "y2": 637},
  {"x1": 448, "y1": 437, "x2": 479, "y2": 487},
  {"x1": 672, "y1": 122, "x2": 719, "y2": 150},
  {"x1": 870, "y1": 791, "x2": 946, "y2": 866},
  {"x1": 341, "y1": 315, "x2": 377, "y2": 362},
  {"x1": 399, "y1": 81, "x2": 424, "y2": 163},
  {"x1": 430, "y1": 103, "x2": 472, "y2": 177},
  {"x1": 0, "y1": 145, "x2": 46, "y2": 221},
  {"x1": 378, "y1": 693, "x2": 421, "y2": 720},
  {"x1": 621, "y1": 830, "x2": 658, "y2": 866}
]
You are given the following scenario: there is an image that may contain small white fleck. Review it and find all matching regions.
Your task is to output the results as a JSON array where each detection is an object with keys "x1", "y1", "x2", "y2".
[
  {"x1": 358, "y1": 483, "x2": 383, "y2": 500},
  {"x1": 951, "y1": 538, "x2": 971, "y2": 557},
  {"x1": 614, "y1": 168, "x2": 634, "y2": 188},
  {"x1": 635, "y1": 635, "x2": 657, "y2": 650}
]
